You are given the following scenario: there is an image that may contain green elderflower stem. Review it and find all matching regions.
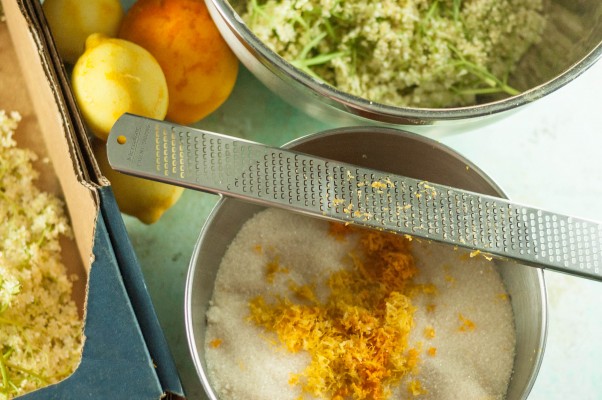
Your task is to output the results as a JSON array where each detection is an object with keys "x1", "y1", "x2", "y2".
[{"x1": 448, "y1": 46, "x2": 519, "y2": 96}]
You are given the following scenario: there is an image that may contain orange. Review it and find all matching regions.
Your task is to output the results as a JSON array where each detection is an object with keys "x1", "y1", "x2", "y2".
[{"x1": 119, "y1": 0, "x2": 239, "y2": 125}]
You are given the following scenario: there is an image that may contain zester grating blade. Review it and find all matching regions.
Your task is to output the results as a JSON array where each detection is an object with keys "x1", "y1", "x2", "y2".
[{"x1": 107, "y1": 113, "x2": 602, "y2": 281}]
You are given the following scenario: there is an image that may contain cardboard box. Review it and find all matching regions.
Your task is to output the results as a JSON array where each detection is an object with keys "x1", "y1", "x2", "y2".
[{"x1": 1, "y1": 0, "x2": 184, "y2": 398}]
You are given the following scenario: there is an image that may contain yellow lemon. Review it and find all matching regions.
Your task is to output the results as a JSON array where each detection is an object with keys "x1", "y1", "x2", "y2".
[
  {"x1": 72, "y1": 34, "x2": 168, "y2": 141},
  {"x1": 92, "y1": 138, "x2": 184, "y2": 224},
  {"x1": 43, "y1": 0, "x2": 124, "y2": 64}
]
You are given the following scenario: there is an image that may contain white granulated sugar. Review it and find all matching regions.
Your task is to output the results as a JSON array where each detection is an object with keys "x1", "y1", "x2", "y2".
[
  {"x1": 403, "y1": 243, "x2": 516, "y2": 399},
  {"x1": 205, "y1": 208, "x2": 516, "y2": 400}
]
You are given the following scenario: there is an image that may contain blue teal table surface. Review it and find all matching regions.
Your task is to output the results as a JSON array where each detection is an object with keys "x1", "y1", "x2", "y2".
[{"x1": 123, "y1": 60, "x2": 602, "y2": 399}]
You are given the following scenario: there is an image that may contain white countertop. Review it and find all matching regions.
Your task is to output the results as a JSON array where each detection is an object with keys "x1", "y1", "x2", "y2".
[{"x1": 440, "y1": 60, "x2": 602, "y2": 399}]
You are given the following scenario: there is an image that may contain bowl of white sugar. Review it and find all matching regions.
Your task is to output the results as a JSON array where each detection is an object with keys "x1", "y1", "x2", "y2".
[{"x1": 185, "y1": 127, "x2": 548, "y2": 400}]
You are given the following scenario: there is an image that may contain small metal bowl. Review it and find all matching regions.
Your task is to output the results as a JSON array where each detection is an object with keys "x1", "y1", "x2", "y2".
[
  {"x1": 185, "y1": 127, "x2": 548, "y2": 400},
  {"x1": 204, "y1": 0, "x2": 601, "y2": 128}
]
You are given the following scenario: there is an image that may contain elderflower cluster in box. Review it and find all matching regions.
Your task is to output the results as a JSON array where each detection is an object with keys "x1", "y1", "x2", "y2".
[
  {"x1": 0, "y1": 110, "x2": 82, "y2": 399},
  {"x1": 244, "y1": 0, "x2": 545, "y2": 108}
]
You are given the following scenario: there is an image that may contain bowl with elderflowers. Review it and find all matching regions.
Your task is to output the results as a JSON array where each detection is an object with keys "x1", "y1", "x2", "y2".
[{"x1": 204, "y1": 0, "x2": 601, "y2": 128}]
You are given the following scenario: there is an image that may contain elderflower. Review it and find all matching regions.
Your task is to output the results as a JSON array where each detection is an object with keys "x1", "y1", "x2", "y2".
[
  {"x1": 0, "y1": 110, "x2": 82, "y2": 399},
  {"x1": 243, "y1": 0, "x2": 546, "y2": 108}
]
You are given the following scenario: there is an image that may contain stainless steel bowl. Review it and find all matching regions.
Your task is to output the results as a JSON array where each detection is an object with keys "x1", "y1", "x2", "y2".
[
  {"x1": 204, "y1": 0, "x2": 601, "y2": 128},
  {"x1": 185, "y1": 127, "x2": 548, "y2": 400}
]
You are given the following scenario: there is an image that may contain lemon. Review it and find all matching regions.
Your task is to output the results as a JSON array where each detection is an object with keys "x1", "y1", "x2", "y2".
[
  {"x1": 92, "y1": 139, "x2": 184, "y2": 224},
  {"x1": 43, "y1": 0, "x2": 124, "y2": 64},
  {"x1": 72, "y1": 34, "x2": 168, "y2": 141}
]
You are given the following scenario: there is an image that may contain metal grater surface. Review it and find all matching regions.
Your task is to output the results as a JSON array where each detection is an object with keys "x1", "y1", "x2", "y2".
[{"x1": 107, "y1": 114, "x2": 602, "y2": 281}]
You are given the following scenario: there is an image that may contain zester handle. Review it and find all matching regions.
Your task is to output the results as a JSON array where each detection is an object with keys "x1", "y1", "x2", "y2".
[{"x1": 107, "y1": 114, "x2": 602, "y2": 281}]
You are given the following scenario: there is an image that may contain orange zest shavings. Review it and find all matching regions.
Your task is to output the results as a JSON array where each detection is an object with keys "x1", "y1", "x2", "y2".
[
  {"x1": 288, "y1": 281, "x2": 318, "y2": 303},
  {"x1": 424, "y1": 327, "x2": 436, "y2": 339},
  {"x1": 497, "y1": 293, "x2": 510, "y2": 302},
  {"x1": 247, "y1": 222, "x2": 424, "y2": 400},
  {"x1": 469, "y1": 250, "x2": 481, "y2": 258},
  {"x1": 328, "y1": 221, "x2": 354, "y2": 241},
  {"x1": 458, "y1": 313, "x2": 476, "y2": 332},
  {"x1": 408, "y1": 379, "x2": 428, "y2": 396},
  {"x1": 265, "y1": 255, "x2": 289, "y2": 284}
]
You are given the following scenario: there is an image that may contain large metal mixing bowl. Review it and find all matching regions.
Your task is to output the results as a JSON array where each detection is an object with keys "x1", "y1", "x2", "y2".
[{"x1": 204, "y1": 0, "x2": 601, "y2": 128}]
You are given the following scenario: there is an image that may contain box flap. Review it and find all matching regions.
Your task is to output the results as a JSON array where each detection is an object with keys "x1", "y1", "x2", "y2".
[
  {"x1": 99, "y1": 186, "x2": 186, "y2": 398},
  {"x1": 2, "y1": 0, "x2": 185, "y2": 397},
  {"x1": 19, "y1": 213, "x2": 165, "y2": 399}
]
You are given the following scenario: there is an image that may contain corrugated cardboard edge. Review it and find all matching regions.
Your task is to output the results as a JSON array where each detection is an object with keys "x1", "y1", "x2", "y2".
[
  {"x1": 3, "y1": 0, "x2": 186, "y2": 398},
  {"x1": 2, "y1": 0, "x2": 97, "y2": 269},
  {"x1": 3, "y1": 0, "x2": 184, "y2": 398}
]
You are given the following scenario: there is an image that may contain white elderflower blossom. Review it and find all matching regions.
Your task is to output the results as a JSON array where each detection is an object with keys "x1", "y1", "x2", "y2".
[
  {"x1": 243, "y1": 0, "x2": 545, "y2": 108},
  {"x1": 0, "y1": 110, "x2": 82, "y2": 399}
]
